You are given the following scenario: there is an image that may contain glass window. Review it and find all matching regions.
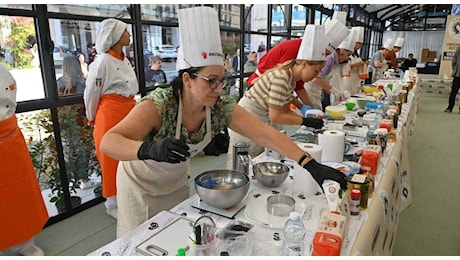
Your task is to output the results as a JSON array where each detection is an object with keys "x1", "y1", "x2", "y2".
[
  {"x1": 291, "y1": 4, "x2": 306, "y2": 37},
  {"x1": 57, "y1": 104, "x2": 101, "y2": 207},
  {"x1": 47, "y1": 4, "x2": 131, "y2": 19},
  {"x1": 0, "y1": 15, "x2": 45, "y2": 102},
  {"x1": 0, "y1": 4, "x2": 32, "y2": 10},
  {"x1": 271, "y1": 4, "x2": 288, "y2": 34}
]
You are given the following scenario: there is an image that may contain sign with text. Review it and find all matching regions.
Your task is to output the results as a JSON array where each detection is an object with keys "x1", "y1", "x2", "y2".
[{"x1": 439, "y1": 15, "x2": 460, "y2": 79}]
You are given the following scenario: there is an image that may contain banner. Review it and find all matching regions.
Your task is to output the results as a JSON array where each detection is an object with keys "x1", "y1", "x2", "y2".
[{"x1": 439, "y1": 15, "x2": 460, "y2": 79}]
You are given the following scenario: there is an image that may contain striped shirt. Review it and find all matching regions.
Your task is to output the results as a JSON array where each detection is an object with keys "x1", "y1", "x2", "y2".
[{"x1": 244, "y1": 68, "x2": 294, "y2": 110}]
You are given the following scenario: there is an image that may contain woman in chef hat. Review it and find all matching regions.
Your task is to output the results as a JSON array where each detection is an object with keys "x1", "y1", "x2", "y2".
[
  {"x1": 100, "y1": 6, "x2": 347, "y2": 238},
  {"x1": 0, "y1": 64, "x2": 48, "y2": 256},
  {"x1": 304, "y1": 18, "x2": 353, "y2": 110},
  {"x1": 326, "y1": 28, "x2": 359, "y2": 105},
  {"x1": 227, "y1": 24, "x2": 327, "y2": 165},
  {"x1": 83, "y1": 18, "x2": 138, "y2": 219},
  {"x1": 366, "y1": 38, "x2": 394, "y2": 84},
  {"x1": 342, "y1": 26, "x2": 369, "y2": 95}
]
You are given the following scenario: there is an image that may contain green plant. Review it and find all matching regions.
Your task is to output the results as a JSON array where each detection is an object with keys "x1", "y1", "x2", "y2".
[{"x1": 20, "y1": 104, "x2": 100, "y2": 210}]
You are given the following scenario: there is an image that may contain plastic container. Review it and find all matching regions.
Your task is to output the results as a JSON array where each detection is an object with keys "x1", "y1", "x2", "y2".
[
  {"x1": 282, "y1": 211, "x2": 306, "y2": 256},
  {"x1": 350, "y1": 188, "x2": 361, "y2": 216}
]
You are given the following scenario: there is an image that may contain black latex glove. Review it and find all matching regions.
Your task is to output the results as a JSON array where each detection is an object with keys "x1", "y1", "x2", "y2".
[
  {"x1": 302, "y1": 117, "x2": 324, "y2": 129},
  {"x1": 137, "y1": 137, "x2": 190, "y2": 163},
  {"x1": 303, "y1": 159, "x2": 347, "y2": 190}
]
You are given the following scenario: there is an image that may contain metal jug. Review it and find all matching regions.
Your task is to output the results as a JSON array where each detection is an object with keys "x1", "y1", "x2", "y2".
[{"x1": 232, "y1": 142, "x2": 250, "y2": 175}]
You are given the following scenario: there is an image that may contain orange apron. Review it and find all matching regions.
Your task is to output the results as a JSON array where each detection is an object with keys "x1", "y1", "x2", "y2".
[
  {"x1": 93, "y1": 94, "x2": 135, "y2": 198},
  {"x1": 0, "y1": 115, "x2": 49, "y2": 250}
]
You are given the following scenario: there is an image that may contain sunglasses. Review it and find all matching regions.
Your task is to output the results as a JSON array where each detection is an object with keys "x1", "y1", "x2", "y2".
[{"x1": 193, "y1": 73, "x2": 229, "y2": 90}]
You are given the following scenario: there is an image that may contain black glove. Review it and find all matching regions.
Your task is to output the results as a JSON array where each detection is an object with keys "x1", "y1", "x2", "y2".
[
  {"x1": 137, "y1": 137, "x2": 190, "y2": 163},
  {"x1": 303, "y1": 159, "x2": 347, "y2": 190},
  {"x1": 302, "y1": 117, "x2": 324, "y2": 129}
]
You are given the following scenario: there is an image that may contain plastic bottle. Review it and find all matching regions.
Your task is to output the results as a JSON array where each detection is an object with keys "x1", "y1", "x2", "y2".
[
  {"x1": 350, "y1": 188, "x2": 361, "y2": 216},
  {"x1": 282, "y1": 211, "x2": 306, "y2": 256}
]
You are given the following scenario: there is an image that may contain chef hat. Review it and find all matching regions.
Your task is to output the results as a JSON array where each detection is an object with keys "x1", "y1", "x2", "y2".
[
  {"x1": 324, "y1": 19, "x2": 350, "y2": 51},
  {"x1": 332, "y1": 11, "x2": 347, "y2": 24},
  {"x1": 337, "y1": 28, "x2": 358, "y2": 52},
  {"x1": 352, "y1": 26, "x2": 365, "y2": 43},
  {"x1": 176, "y1": 6, "x2": 223, "y2": 71},
  {"x1": 95, "y1": 18, "x2": 127, "y2": 54},
  {"x1": 394, "y1": 37, "x2": 404, "y2": 48},
  {"x1": 296, "y1": 24, "x2": 327, "y2": 61},
  {"x1": 383, "y1": 38, "x2": 394, "y2": 50}
]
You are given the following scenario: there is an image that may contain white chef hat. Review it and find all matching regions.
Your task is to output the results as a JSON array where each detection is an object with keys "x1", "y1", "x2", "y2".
[
  {"x1": 352, "y1": 26, "x2": 365, "y2": 43},
  {"x1": 296, "y1": 24, "x2": 327, "y2": 61},
  {"x1": 332, "y1": 11, "x2": 347, "y2": 24},
  {"x1": 383, "y1": 38, "x2": 394, "y2": 50},
  {"x1": 394, "y1": 37, "x2": 404, "y2": 48},
  {"x1": 324, "y1": 19, "x2": 350, "y2": 52},
  {"x1": 337, "y1": 28, "x2": 358, "y2": 52},
  {"x1": 176, "y1": 6, "x2": 224, "y2": 71},
  {"x1": 95, "y1": 18, "x2": 127, "y2": 54}
]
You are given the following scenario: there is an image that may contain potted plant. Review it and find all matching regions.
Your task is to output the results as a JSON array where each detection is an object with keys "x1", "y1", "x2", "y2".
[{"x1": 20, "y1": 104, "x2": 99, "y2": 213}]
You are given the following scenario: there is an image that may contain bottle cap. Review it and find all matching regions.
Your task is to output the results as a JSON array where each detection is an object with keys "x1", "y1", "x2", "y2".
[
  {"x1": 351, "y1": 188, "x2": 361, "y2": 198},
  {"x1": 177, "y1": 248, "x2": 186, "y2": 256},
  {"x1": 289, "y1": 211, "x2": 300, "y2": 220}
]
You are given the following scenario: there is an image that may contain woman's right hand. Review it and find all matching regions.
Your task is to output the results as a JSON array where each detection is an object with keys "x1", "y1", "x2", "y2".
[{"x1": 137, "y1": 138, "x2": 190, "y2": 163}]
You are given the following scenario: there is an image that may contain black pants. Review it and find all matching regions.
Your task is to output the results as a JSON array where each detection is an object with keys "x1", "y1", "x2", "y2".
[{"x1": 447, "y1": 77, "x2": 460, "y2": 110}]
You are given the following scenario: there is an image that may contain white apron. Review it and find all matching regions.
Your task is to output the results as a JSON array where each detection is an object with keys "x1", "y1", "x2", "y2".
[
  {"x1": 343, "y1": 56, "x2": 362, "y2": 95},
  {"x1": 226, "y1": 96, "x2": 281, "y2": 169},
  {"x1": 305, "y1": 68, "x2": 335, "y2": 110},
  {"x1": 371, "y1": 62, "x2": 388, "y2": 83},
  {"x1": 116, "y1": 97, "x2": 212, "y2": 238}
]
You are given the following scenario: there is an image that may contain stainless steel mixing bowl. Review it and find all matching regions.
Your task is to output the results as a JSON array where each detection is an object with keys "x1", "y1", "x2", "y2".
[
  {"x1": 252, "y1": 161, "x2": 290, "y2": 187},
  {"x1": 194, "y1": 169, "x2": 250, "y2": 209}
]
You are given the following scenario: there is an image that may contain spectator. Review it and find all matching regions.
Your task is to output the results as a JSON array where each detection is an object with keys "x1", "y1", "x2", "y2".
[
  {"x1": 243, "y1": 51, "x2": 258, "y2": 73},
  {"x1": 77, "y1": 53, "x2": 89, "y2": 78},
  {"x1": 231, "y1": 48, "x2": 247, "y2": 73},
  {"x1": 257, "y1": 40, "x2": 266, "y2": 53},
  {"x1": 401, "y1": 53, "x2": 417, "y2": 71},
  {"x1": 0, "y1": 63, "x2": 49, "y2": 256},
  {"x1": 444, "y1": 46, "x2": 460, "y2": 113},
  {"x1": 57, "y1": 55, "x2": 86, "y2": 95},
  {"x1": 145, "y1": 55, "x2": 167, "y2": 88},
  {"x1": 29, "y1": 43, "x2": 39, "y2": 68},
  {"x1": 127, "y1": 49, "x2": 135, "y2": 68}
]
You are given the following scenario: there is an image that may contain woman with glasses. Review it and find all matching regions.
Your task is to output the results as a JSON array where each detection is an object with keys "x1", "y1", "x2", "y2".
[{"x1": 100, "y1": 7, "x2": 346, "y2": 238}]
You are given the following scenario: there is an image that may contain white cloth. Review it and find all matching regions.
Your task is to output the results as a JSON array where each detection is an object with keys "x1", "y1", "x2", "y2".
[
  {"x1": 0, "y1": 64, "x2": 16, "y2": 121},
  {"x1": 95, "y1": 18, "x2": 127, "y2": 54},
  {"x1": 83, "y1": 53, "x2": 139, "y2": 122},
  {"x1": 297, "y1": 24, "x2": 327, "y2": 61},
  {"x1": 343, "y1": 55, "x2": 363, "y2": 95},
  {"x1": 116, "y1": 97, "x2": 212, "y2": 237}
]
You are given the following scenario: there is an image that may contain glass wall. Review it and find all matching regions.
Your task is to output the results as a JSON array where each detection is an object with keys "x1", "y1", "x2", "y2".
[{"x1": 0, "y1": 4, "x2": 387, "y2": 226}]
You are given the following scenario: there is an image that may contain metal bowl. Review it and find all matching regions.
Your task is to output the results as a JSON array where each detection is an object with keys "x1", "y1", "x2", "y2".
[
  {"x1": 195, "y1": 170, "x2": 250, "y2": 209},
  {"x1": 253, "y1": 162, "x2": 290, "y2": 187}
]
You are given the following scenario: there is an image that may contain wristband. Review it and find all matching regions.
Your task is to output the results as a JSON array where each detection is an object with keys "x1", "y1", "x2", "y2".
[{"x1": 298, "y1": 152, "x2": 311, "y2": 165}]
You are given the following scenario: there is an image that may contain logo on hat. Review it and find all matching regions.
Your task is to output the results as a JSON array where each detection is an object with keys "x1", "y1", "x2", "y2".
[{"x1": 202, "y1": 52, "x2": 207, "y2": 59}]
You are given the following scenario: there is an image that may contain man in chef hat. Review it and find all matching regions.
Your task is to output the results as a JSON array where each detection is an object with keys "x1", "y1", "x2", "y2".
[
  {"x1": 304, "y1": 16, "x2": 353, "y2": 110},
  {"x1": 384, "y1": 37, "x2": 404, "y2": 71},
  {"x1": 366, "y1": 38, "x2": 394, "y2": 83}
]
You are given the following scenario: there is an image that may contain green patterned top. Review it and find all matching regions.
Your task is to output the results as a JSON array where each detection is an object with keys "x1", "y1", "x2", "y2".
[{"x1": 141, "y1": 87, "x2": 236, "y2": 144}]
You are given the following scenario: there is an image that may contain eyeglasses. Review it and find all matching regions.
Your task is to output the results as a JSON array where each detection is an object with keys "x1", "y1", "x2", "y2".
[{"x1": 193, "y1": 73, "x2": 229, "y2": 90}]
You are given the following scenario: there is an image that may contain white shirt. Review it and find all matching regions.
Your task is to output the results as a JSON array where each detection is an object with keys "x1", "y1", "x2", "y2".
[{"x1": 84, "y1": 52, "x2": 139, "y2": 122}]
